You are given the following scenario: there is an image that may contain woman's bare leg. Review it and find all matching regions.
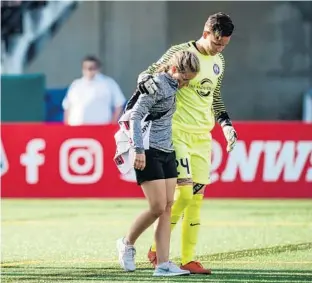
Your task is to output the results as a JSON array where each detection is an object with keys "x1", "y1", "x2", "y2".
[
  {"x1": 154, "y1": 178, "x2": 177, "y2": 264},
  {"x1": 125, "y1": 179, "x2": 167, "y2": 245}
]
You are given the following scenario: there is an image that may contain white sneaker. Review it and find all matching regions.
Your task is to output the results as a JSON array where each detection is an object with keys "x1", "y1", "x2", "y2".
[
  {"x1": 153, "y1": 261, "x2": 190, "y2": 276},
  {"x1": 116, "y1": 237, "x2": 136, "y2": 272}
]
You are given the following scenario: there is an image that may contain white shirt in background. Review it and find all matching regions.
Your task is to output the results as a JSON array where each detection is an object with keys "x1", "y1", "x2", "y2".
[{"x1": 62, "y1": 73, "x2": 126, "y2": 125}]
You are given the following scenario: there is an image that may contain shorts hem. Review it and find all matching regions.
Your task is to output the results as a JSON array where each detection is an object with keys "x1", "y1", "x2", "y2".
[{"x1": 137, "y1": 175, "x2": 178, "y2": 186}]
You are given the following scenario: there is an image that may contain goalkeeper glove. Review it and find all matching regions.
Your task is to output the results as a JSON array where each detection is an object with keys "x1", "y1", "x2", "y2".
[
  {"x1": 138, "y1": 75, "x2": 158, "y2": 95},
  {"x1": 222, "y1": 125, "x2": 238, "y2": 152}
]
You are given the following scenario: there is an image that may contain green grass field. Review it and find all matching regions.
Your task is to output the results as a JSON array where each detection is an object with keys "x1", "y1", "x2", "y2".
[{"x1": 1, "y1": 199, "x2": 312, "y2": 282}]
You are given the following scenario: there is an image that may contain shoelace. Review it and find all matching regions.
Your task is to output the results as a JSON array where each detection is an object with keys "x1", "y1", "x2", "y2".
[
  {"x1": 126, "y1": 246, "x2": 136, "y2": 258},
  {"x1": 168, "y1": 261, "x2": 180, "y2": 269}
]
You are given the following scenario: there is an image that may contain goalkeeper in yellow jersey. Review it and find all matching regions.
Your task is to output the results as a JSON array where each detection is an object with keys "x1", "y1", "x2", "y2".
[{"x1": 138, "y1": 12, "x2": 237, "y2": 274}]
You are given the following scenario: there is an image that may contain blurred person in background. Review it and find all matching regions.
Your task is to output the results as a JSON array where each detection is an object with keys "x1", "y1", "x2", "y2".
[
  {"x1": 140, "y1": 12, "x2": 237, "y2": 274},
  {"x1": 116, "y1": 51, "x2": 200, "y2": 277},
  {"x1": 62, "y1": 55, "x2": 125, "y2": 126}
]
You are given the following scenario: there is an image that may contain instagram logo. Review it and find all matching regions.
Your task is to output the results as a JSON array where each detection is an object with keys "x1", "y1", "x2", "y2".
[{"x1": 59, "y1": 138, "x2": 103, "y2": 184}]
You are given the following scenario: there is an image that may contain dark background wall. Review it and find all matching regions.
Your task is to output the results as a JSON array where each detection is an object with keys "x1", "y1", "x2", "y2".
[
  {"x1": 1, "y1": 74, "x2": 45, "y2": 122},
  {"x1": 26, "y1": 1, "x2": 312, "y2": 120}
]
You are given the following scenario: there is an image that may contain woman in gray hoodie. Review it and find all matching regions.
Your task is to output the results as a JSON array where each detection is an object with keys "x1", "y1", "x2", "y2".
[{"x1": 117, "y1": 50, "x2": 200, "y2": 276}]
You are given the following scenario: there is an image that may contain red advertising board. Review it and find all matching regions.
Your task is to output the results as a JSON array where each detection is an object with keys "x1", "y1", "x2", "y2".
[{"x1": 1, "y1": 123, "x2": 312, "y2": 198}]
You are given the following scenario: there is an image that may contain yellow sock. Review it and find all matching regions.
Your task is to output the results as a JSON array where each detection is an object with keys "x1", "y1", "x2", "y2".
[
  {"x1": 150, "y1": 185, "x2": 193, "y2": 252},
  {"x1": 181, "y1": 194, "x2": 203, "y2": 265}
]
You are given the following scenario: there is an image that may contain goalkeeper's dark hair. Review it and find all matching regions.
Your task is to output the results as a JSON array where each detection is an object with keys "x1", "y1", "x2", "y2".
[
  {"x1": 82, "y1": 55, "x2": 101, "y2": 68},
  {"x1": 157, "y1": 51, "x2": 200, "y2": 74},
  {"x1": 205, "y1": 12, "x2": 234, "y2": 39}
]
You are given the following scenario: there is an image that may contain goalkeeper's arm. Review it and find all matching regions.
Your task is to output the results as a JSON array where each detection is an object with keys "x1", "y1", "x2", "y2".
[
  {"x1": 214, "y1": 94, "x2": 237, "y2": 152},
  {"x1": 212, "y1": 60, "x2": 237, "y2": 152},
  {"x1": 138, "y1": 42, "x2": 189, "y2": 83}
]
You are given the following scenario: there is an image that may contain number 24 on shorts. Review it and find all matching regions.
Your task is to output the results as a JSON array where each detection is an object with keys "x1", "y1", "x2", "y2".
[{"x1": 176, "y1": 158, "x2": 191, "y2": 177}]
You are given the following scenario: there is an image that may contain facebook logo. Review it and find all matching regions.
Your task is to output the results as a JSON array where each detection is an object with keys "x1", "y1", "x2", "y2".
[{"x1": 20, "y1": 139, "x2": 46, "y2": 184}]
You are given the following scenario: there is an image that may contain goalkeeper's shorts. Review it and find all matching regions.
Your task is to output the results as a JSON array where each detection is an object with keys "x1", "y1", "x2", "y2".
[{"x1": 173, "y1": 128, "x2": 212, "y2": 185}]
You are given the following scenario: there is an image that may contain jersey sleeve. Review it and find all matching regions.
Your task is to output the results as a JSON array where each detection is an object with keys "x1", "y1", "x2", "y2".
[
  {"x1": 212, "y1": 54, "x2": 231, "y2": 124},
  {"x1": 130, "y1": 93, "x2": 158, "y2": 152},
  {"x1": 139, "y1": 42, "x2": 190, "y2": 79}
]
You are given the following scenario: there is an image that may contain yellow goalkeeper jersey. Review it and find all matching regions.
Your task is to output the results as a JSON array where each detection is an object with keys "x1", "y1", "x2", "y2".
[{"x1": 140, "y1": 41, "x2": 227, "y2": 134}]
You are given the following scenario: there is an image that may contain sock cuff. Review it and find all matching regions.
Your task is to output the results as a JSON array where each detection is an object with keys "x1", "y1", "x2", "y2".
[
  {"x1": 179, "y1": 184, "x2": 193, "y2": 191},
  {"x1": 178, "y1": 185, "x2": 194, "y2": 200}
]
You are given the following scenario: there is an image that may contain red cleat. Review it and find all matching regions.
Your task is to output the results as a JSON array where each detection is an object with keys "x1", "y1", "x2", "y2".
[
  {"x1": 180, "y1": 261, "x2": 212, "y2": 274},
  {"x1": 147, "y1": 247, "x2": 157, "y2": 268}
]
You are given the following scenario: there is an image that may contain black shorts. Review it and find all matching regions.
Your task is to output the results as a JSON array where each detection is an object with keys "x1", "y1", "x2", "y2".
[{"x1": 135, "y1": 148, "x2": 178, "y2": 185}]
